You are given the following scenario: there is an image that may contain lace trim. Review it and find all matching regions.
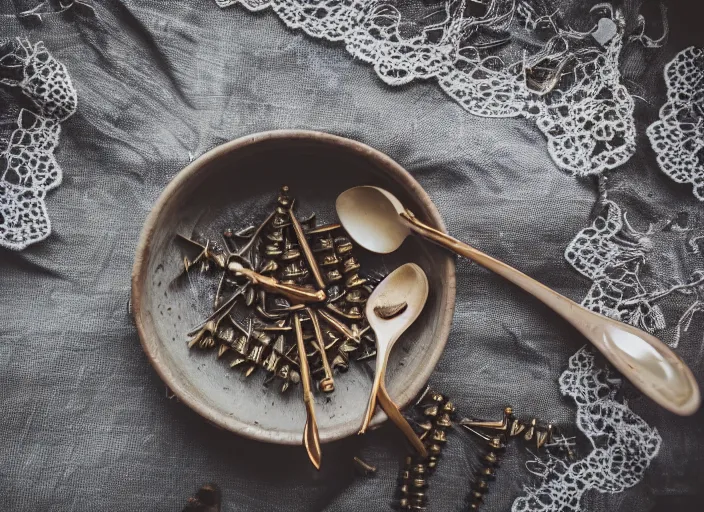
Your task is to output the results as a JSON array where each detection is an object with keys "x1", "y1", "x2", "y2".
[
  {"x1": 564, "y1": 200, "x2": 666, "y2": 334},
  {"x1": 565, "y1": 199, "x2": 704, "y2": 347},
  {"x1": 628, "y1": 3, "x2": 668, "y2": 48},
  {"x1": 214, "y1": 0, "x2": 637, "y2": 177},
  {"x1": 512, "y1": 347, "x2": 662, "y2": 512},
  {"x1": 0, "y1": 38, "x2": 77, "y2": 250},
  {"x1": 514, "y1": 193, "x2": 704, "y2": 510},
  {"x1": 647, "y1": 46, "x2": 704, "y2": 201}
]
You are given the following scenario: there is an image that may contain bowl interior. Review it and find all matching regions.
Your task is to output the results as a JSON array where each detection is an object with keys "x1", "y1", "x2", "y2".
[{"x1": 133, "y1": 132, "x2": 455, "y2": 444}]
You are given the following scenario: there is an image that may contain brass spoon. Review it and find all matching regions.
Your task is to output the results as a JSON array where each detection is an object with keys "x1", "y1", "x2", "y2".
[
  {"x1": 293, "y1": 312, "x2": 322, "y2": 470},
  {"x1": 336, "y1": 186, "x2": 701, "y2": 416},
  {"x1": 359, "y1": 263, "x2": 429, "y2": 458}
]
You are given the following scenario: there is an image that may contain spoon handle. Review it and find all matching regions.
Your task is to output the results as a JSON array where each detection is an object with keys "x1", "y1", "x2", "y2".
[
  {"x1": 401, "y1": 211, "x2": 700, "y2": 416},
  {"x1": 358, "y1": 352, "x2": 428, "y2": 458},
  {"x1": 377, "y1": 384, "x2": 428, "y2": 457},
  {"x1": 359, "y1": 345, "x2": 392, "y2": 434}
]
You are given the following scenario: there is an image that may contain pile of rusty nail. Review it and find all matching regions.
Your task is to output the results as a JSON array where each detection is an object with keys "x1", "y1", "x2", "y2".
[
  {"x1": 459, "y1": 407, "x2": 574, "y2": 511},
  {"x1": 397, "y1": 390, "x2": 456, "y2": 511},
  {"x1": 395, "y1": 390, "x2": 574, "y2": 511},
  {"x1": 178, "y1": 186, "x2": 378, "y2": 394}
]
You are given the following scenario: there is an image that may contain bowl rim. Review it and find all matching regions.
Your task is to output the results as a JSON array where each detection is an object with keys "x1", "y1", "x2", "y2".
[{"x1": 131, "y1": 129, "x2": 456, "y2": 445}]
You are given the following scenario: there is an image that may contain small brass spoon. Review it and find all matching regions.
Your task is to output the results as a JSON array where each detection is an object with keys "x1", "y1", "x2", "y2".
[
  {"x1": 337, "y1": 186, "x2": 701, "y2": 416},
  {"x1": 359, "y1": 263, "x2": 429, "y2": 457}
]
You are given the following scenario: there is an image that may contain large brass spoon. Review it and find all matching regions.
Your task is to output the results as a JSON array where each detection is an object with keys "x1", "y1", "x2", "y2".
[
  {"x1": 337, "y1": 186, "x2": 700, "y2": 416},
  {"x1": 359, "y1": 263, "x2": 429, "y2": 458}
]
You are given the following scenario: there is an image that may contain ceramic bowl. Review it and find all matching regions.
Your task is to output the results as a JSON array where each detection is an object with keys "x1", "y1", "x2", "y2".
[{"x1": 131, "y1": 130, "x2": 456, "y2": 444}]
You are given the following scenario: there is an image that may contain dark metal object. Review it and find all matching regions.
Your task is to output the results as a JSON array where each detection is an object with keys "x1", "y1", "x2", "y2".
[
  {"x1": 228, "y1": 262, "x2": 326, "y2": 304},
  {"x1": 221, "y1": 318, "x2": 301, "y2": 391},
  {"x1": 317, "y1": 308, "x2": 361, "y2": 343},
  {"x1": 394, "y1": 394, "x2": 574, "y2": 511},
  {"x1": 459, "y1": 407, "x2": 567, "y2": 509},
  {"x1": 459, "y1": 406, "x2": 513, "y2": 431},
  {"x1": 307, "y1": 307, "x2": 334, "y2": 393},
  {"x1": 181, "y1": 483, "x2": 221, "y2": 512},
  {"x1": 293, "y1": 312, "x2": 322, "y2": 470},
  {"x1": 396, "y1": 390, "x2": 456, "y2": 511},
  {"x1": 289, "y1": 205, "x2": 326, "y2": 290},
  {"x1": 353, "y1": 456, "x2": 377, "y2": 476},
  {"x1": 461, "y1": 426, "x2": 505, "y2": 510},
  {"x1": 305, "y1": 223, "x2": 341, "y2": 235},
  {"x1": 398, "y1": 456, "x2": 428, "y2": 510},
  {"x1": 460, "y1": 407, "x2": 555, "y2": 451},
  {"x1": 177, "y1": 235, "x2": 226, "y2": 272},
  {"x1": 187, "y1": 294, "x2": 239, "y2": 349}
]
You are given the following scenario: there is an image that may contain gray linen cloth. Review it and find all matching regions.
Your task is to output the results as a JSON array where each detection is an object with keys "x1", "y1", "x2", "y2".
[{"x1": 1, "y1": 1, "x2": 702, "y2": 510}]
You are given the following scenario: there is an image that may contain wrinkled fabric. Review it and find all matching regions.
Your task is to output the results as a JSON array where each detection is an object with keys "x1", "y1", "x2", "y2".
[{"x1": 0, "y1": 1, "x2": 702, "y2": 511}]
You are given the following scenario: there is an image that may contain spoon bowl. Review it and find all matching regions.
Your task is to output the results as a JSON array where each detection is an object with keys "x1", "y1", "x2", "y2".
[
  {"x1": 336, "y1": 186, "x2": 410, "y2": 253},
  {"x1": 365, "y1": 263, "x2": 429, "y2": 339}
]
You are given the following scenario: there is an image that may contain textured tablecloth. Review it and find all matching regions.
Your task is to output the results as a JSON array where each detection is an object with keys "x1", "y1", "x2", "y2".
[{"x1": 1, "y1": 1, "x2": 702, "y2": 511}]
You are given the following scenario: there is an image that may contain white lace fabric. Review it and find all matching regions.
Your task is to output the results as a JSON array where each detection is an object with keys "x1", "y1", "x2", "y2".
[
  {"x1": 512, "y1": 347, "x2": 661, "y2": 512},
  {"x1": 553, "y1": 194, "x2": 704, "y2": 508},
  {"x1": 565, "y1": 199, "x2": 704, "y2": 348},
  {"x1": 564, "y1": 200, "x2": 666, "y2": 334},
  {"x1": 215, "y1": 0, "x2": 636, "y2": 177},
  {"x1": 534, "y1": 38, "x2": 635, "y2": 175},
  {"x1": 0, "y1": 38, "x2": 77, "y2": 250},
  {"x1": 13, "y1": 0, "x2": 95, "y2": 21},
  {"x1": 647, "y1": 46, "x2": 704, "y2": 201}
]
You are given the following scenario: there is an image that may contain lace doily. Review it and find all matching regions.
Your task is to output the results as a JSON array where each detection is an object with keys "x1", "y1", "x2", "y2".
[
  {"x1": 646, "y1": 46, "x2": 704, "y2": 201},
  {"x1": 533, "y1": 36, "x2": 635, "y2": 175},
  {"x1": 512, "y1": 347, "x2": 662, "y2": 512},
  {"x1": 0, "y1": 38, "x2": 77, "y2": 250},
  {"x1": 214, "y1": 0, "x2": 636, "y2": 177},
  {"x1": 565, "y1": 199, "x2": 704, "y2": 347}
]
